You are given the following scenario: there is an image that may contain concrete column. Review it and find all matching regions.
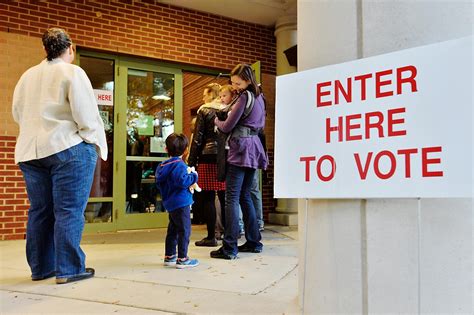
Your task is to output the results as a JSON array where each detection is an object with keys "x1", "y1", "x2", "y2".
[
  {"x1": 274, "y1": 14, "x2": 297, "y2": 75},
  {"x1": 297, "y1": 0, "x2": 473, "y2": 313},
  {"x1": 269, "y1": 14, "x2": 298, "y2": 226}
]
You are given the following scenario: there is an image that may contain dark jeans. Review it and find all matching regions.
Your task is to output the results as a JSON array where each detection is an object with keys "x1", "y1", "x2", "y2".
[
  {"x1": 201, "y1": 190, "x2": 225, "y2": 239},
  {"x1": 18, "y1": 142, "x2": 97, "y2": 279},
  {"x1": 165, "y1": 205, "x2": 191, "y2": 259},
  {"x1": 222, "y1": 164, "x2": 262, "y2": 256}
]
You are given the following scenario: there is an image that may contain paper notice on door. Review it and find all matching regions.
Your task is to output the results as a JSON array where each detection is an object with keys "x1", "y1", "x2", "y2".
[
  {"x1": 94, "y1": 89, "x2": 113, "y2": 106},
  {"x1": 151, "y1": 136, "x2": 166, "y2": 153},
  {"x1": 99, "y1": 110, "x2": 112, "y2": 131}
]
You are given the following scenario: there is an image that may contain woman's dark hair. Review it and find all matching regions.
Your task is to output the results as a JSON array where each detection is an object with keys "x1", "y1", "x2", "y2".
[
  {"x1": 230, "y1": 64, "x2": 260, "y2": 96},
  {"x1": 42, "y1": 28, "x2": 72, "y2": 61},
  {"x1": 165, "y1": 133, "x2": 189, "y2": 157}
]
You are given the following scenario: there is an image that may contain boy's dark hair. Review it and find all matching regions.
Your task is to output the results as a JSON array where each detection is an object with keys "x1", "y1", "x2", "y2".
[
  {"x1": 42, "y1": 28, "x2": 72, "y2": 61},
  {"x1": 165, "y1": 133, "x2": 188, "y2": 157}
]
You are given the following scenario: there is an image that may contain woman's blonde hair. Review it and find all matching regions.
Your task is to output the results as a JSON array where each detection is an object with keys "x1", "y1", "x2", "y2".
[{"x1": 204, "y1": 83, "x2": 221, "y2": 101}]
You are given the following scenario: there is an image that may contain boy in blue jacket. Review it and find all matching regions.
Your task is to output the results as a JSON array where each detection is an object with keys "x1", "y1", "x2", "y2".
[{"x1": 156, "y1": 133, "x2": 199, "y2": 269}]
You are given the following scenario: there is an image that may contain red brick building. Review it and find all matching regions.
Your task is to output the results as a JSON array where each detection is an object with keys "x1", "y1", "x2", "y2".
[{"x1": 0, "y1": 0, "x2": 277, "y2": 240}]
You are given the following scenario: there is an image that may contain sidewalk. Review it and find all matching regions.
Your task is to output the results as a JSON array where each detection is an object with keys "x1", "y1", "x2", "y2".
[{"x1": 0, "y1": 225, "x2": 300, "y2": 314}]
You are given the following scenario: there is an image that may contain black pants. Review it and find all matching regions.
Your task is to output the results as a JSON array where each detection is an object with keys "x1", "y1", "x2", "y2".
[{"x1": 200, "y1": 190, "x2": 225, "y2": 239}]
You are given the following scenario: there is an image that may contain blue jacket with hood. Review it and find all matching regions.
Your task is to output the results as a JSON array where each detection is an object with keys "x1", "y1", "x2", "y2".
[{"x1": 155, "y1": 156, "x2": 198, "y2": 212}]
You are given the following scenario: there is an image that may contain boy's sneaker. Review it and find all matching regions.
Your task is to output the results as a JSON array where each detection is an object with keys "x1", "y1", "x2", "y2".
[
  {"x1": 163, "y1": 255, "x2": 177, "y2": 266},
  {"x1": 176, "y1": 257, "x2": 199, "y2": 269}
]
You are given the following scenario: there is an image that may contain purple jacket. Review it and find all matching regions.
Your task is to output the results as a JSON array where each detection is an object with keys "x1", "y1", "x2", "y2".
[{"x1": 214, "y1": 91, "x2": 268, "y2": 170}]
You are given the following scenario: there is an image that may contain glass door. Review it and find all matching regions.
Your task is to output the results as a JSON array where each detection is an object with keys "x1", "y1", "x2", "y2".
[
  {"x1": 116, "y1": 61, "x2": 182, "y2": 230},
  {"x1": 78, "y1": 51, "x2": 183, "y2": 232},
  {"x1": 79, "y1": 55, "x2": 116, "y2": 233}
]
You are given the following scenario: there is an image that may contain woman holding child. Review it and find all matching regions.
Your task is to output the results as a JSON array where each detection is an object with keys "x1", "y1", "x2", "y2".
[{"x1": 211, "y1": 64, "x2": 268, "y2": 259}]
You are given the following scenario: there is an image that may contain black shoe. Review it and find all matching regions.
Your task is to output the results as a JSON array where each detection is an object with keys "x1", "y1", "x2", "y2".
[
  {"x1": 32, "y1": 270, "x2": 55, "y2": 281},
  {"x1": 56, "y1": 268, "x2": 95, "y2": 284},
  {"x1": 210, "y1": 247, "x2": 237, "y2": 260},
  {"x1": 195, "y1": 238, "x2": 218, "y2": 247},
  {"x1": 238, "y1": 243, "x2": 263, "y2": 253}
]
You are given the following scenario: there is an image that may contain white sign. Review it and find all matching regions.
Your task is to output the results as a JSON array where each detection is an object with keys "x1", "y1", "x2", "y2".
[
  {"x1": 274, "y1": 37, "x2": 472, "y2": 198},
  {"x1": 151, "y1": 136, "x2": 166, "y2": 153},
  {"x1": 94, "y1": 89, "x2": 114, "y2": 106}
]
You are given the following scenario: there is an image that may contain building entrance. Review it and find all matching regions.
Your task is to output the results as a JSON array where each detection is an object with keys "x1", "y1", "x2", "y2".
[
  {"x1": 78, "y1": 52, "x2": 183, "y2": 233},
  {"x1": 78, "y1": 51, "x2": 261, "y2": 233}
]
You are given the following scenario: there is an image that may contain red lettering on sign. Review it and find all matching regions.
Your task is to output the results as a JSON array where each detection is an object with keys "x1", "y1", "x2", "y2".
[
  {"x1": 335, "y1": 78, "x2": 352, "y2": 105},
  {"x1": 422, "y1": 146, "x2": 443, "y2": 177},
  {"x1": 326, "y1": 116, "x2": 343, "y2": 143},
  {"x1": 354, "y1": 152, "x2": 373, "y2": 180},
  {"x1": 397, "y1": 148, "x2": 418, "y2": 178},
  {"x1": 375, "y1": 69, "x2": 394, "y2": 98},
  {"x1": 373, "y1": 150, "x2": 396, "y2": 179},
  {"x1": 365, "y1": 111, "x2": 385, "y2": 139},
  {"x1": 316, "y1": 81, "x2": 332, "y2": 107},
  {"x1": 300, "y1": 155, "x2": 336, "y2": 182},
  {"x1": 316, "y1": 155, "x2": 336, "y2": 182},
  {"x1": 316, "y1": 65, "x2": 418, "y2": 106},
  {"x1": 353, "y1": 146, "x2": 443, "y2": 180},
  {"x1": 326, "y1": 107, "x2": 406, "y2": 143},
  {"x1": 345, "y1": 114, "x2": 362, "y2": 141},
  {"x1": 300, "y1": 156, "x2": 316, "y2": 182},
  {"x1": 387, "y1": 107, "x2": 406, "y2": 137},
  {"x1": 354, "y1": 73, "x2": 372, "y2": 101},
  {"x1": 397, "y1": 65, "x2": 418, "y2": 95},
  {"x1": 98, "y1": 94, "x2": 111, "y2": 101}
]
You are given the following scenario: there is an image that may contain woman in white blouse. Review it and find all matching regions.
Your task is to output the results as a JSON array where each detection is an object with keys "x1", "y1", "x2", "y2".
[{"x1": 12, "y1": 28, "x2": 107, "y2": 285}]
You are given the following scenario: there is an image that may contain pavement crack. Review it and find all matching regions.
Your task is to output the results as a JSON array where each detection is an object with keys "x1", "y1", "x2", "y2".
[
  {"x1": 1, "y1": 289, "x2": 184, "y2": 314},
  {"x1": 253, "y1": 264, "x2": 298, "y2": 295}
]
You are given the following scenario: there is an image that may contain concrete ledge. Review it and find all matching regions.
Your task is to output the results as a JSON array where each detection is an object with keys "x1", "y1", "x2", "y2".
[{"x1": 268, "y1": 213, "x2": 298, "y2": 226}]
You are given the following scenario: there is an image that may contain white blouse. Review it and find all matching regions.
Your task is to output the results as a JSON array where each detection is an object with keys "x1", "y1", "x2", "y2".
[{"x1": 12, "y1": 59, "x2": 108, "y2": 164}]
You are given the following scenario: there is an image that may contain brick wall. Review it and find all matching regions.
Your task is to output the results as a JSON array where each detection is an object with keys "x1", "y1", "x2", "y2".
[
  {"x1": 0, "y1": 32, "x2": 44, "y2": 137},
  {"x1": 0, "y1": 0, "x2": 276, "y2": 73},
  {"x1": 0, "y1": 32, "x2": 44, "y2": 240},
  {"x1": 261, "y1": 73, "x2": 276, "y2": 219},
  {"x1": 0, "y1": 136, "x2": 28, "y2": 240}
]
